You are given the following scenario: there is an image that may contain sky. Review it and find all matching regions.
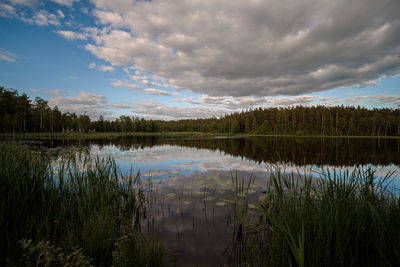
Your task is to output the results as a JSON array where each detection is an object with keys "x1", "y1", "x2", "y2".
[{"x1": 0, "y1": 0, "x2": 399, "y2": 120}]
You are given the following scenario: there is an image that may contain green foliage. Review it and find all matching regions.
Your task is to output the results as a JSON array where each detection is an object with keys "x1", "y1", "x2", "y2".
[
  {"x1": 0, "y1": 143, "x2": 163, "y2": 266},
  {"x1": 112, "y1": 232, "x2": 164, "y2": 267},
  {"x1": 230, "y1": 119, "x2": 240, "y2": 134},
  {"x1": 227, "y1": 166, "x2": 400, "y2": 266},
  {"x1": 2, "y1": 86, "x2": 399, "y2": 136},
  {"x1": 9, "y1": 239, "x2": 93, "y2": 267}
]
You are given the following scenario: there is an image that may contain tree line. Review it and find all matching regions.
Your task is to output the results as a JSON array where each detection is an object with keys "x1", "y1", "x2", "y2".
[
  {"x1": 1, "y1": 87, "x2": 399, "y2": 136},
  {"x1": 1, "y1": 87, "x2": 91, "y2": 133}
]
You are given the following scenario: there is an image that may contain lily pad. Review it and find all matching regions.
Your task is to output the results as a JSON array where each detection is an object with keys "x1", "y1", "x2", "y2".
[
  {"x1": 216, "y1": 201, "x2": 227, "y2": 207},
  {"x1": 165, "y1": 193, "x2": 176, "y2": 200},
  {"x1": 203, "y1": 196, "x2": 215, "y2": 201}
]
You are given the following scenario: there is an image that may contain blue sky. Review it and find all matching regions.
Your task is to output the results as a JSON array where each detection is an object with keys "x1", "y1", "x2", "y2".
[{"x1": 0, "y1": 0, "x2": 399, "y2": 120}]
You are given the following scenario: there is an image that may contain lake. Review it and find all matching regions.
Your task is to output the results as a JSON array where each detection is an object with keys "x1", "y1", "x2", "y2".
[{"x1": 9, "y1": 135, "x2": 400, "y2": 266}]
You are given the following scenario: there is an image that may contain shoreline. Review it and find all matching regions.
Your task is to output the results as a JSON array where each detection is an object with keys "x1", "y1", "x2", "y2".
[{"x1": 0, "y1": 131, "x2": 399, "y2": 139}]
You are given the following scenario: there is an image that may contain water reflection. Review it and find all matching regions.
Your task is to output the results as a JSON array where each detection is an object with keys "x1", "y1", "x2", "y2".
[
  {"x1": 7, "y1": 135, "x2": 400, "y2": 266},
  {"x1": 14, "y1": 136, "x2": 400, "y2": 186},
  {"x1": 18, "y1": 135, "x2": 400, "y2": 167},
  {"x1": 144, "y1": 170, "x2": 264, "y2": 266}
]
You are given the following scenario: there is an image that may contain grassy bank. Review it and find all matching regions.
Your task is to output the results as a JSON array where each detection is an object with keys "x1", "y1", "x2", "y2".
[
  {"x1": 0, "y1": 143, "x2": 163, "y2": 266},
  {"x1": 227, "y1": 166, "x2": 400, "y2": 266}
]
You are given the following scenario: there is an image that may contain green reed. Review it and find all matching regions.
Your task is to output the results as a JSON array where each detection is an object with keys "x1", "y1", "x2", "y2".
[
  {"x1": 0, "y1": 143, "x2": 164, "y2": 266},
  {"x1": 228, "y1": 165, "x2": 400, "y2": 267}
]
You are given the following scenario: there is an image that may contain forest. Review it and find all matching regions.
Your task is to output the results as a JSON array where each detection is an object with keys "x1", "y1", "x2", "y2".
[{"x1": 1, "y1": 86, "x2": 400, "y2": 136}]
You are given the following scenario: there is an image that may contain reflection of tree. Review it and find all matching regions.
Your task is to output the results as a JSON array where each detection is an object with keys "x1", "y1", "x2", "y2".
[{"x1": 38, "y1": 136, "x2": 400, "y2": 167}]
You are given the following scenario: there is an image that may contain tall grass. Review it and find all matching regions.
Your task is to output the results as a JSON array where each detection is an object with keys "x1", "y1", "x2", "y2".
[
  {"x1": 0, "y1": 143, "x2": 164, "y2": 266},
  {"x1": 225, "y1": 171, "x2": 256, "y2": 265},
  {"x1": 227, "y1": 165, "x2": 400, "y2": 266}
]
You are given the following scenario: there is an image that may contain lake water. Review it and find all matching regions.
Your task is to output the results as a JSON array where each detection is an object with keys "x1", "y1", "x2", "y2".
[{"x1": 11, "y1": 135, "x2": 400, "y2": 266}]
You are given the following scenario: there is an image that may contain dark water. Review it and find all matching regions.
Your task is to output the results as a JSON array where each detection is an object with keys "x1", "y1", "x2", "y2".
[{"x1": 9, "y1": 135, "x2": 400, "y2": 266}]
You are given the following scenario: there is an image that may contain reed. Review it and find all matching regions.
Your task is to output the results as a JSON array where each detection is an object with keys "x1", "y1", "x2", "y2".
[
  {"x1": 0, "y1": 143, "x2": 163, "y2": 266},
  {"x1": 228, "y1": 165, "x2": 400, "y2": 266}
]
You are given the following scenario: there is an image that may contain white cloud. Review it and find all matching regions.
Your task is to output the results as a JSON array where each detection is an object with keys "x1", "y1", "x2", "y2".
[
  {"x1": 98, "y1": 65, "x2": 115, "y2": 72},
  {"x1": 32, "y1": 10, "x2": 60, "y2": 26},
  {"x1": 7, "y1": 0, "x2": 38, "y2": 7},
  {"x1": 314, "y1": 95, "x2": 400, "y2": 107},
  {"x1": 6, "y1": 5, "x2": 61, "y2": 27},
  {"x1": 175, "y1": 95, "x2": 267, "y2": 109},
  {"x1": 143, "y1": 88, "x2": 172, "y2": 96},
  {"x1": 368, "y1": 95, "x2": 400, "y2": 105},
  {"x1": 174, "y1": 95, "x2": 318, "y2": 109},
  {"x1": 93, "y1": 9, "x2": 126, "y2": 26},
  {"x1": 0, "y1": 3, "x2": 17, "y2": 18},
  {"x1": 88, "y1": 62, "x2": 96, "y2": 69},
  {"x1": 49, "y1": 91, "x2": 111, "y2": 119},
  {"x1": 50, "y1": 91, "x2": 107, "y2": 105},
  {"x1": 0, "y1": 48, "x2": 18, "y2": 62},
  {"x1": 48, "y1": 91, "x2": 400, "y2": 121},
  {"x1": 110, "y1": 80, "x2": 142, "y2": 90},
  {"x1": 267, "y1": 96, "x2": 317, "y2": 107},
  {"x1": 20, "y1": 16, "x2": 33, "y2": 24},
  {"x1": 132, "y1": 102, "x2": 231, "y2": 120},
  {"x1": 56, "y1": 30, "x2": 88, "y2": 40},
  {"x1": 81, "y1": 7, "x2": 89, "y2": 15},
  {"x1": 57, "y1": 10, "x2": 65, "y2": 19},
  {"x1": 49, "y1": 0, "x2": 79, "y2": 7},
  {"x1": 108, "y1": 103, "x2": 133, "y2": 109},
  {"x1": 132, "y1": 94, "x2": 399, "y2": 120},
  {"x1": 67, "y1": 0, "x2": 400, "y2": 97},
  {"x1": 49, "y1": 89, "x2": 60, "y2": 94},
  {"x1": 350, "y1": 95, "x2": 400, "y2": 106}
]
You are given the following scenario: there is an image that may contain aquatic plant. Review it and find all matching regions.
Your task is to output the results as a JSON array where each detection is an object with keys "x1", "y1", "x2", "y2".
[
  {"x1": 227, "y1": 164, "x2": 400, "y2": 266},
  {"x1": 0, "y1": 143, "x2": 164, "y2": 266}
]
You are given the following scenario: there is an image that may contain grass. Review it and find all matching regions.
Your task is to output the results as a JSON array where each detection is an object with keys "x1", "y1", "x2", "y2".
[
  {"x1": 0, "y1": 143, "x2": 164, "y2": 266},
  {"x1": 227, "y1": 165, "x2": 400, "y2": 266}
]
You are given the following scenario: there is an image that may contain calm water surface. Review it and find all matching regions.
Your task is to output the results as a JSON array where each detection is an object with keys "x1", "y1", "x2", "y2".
[{"x1": 10, "y1": 135, "x2": 400, "y2": 266}]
